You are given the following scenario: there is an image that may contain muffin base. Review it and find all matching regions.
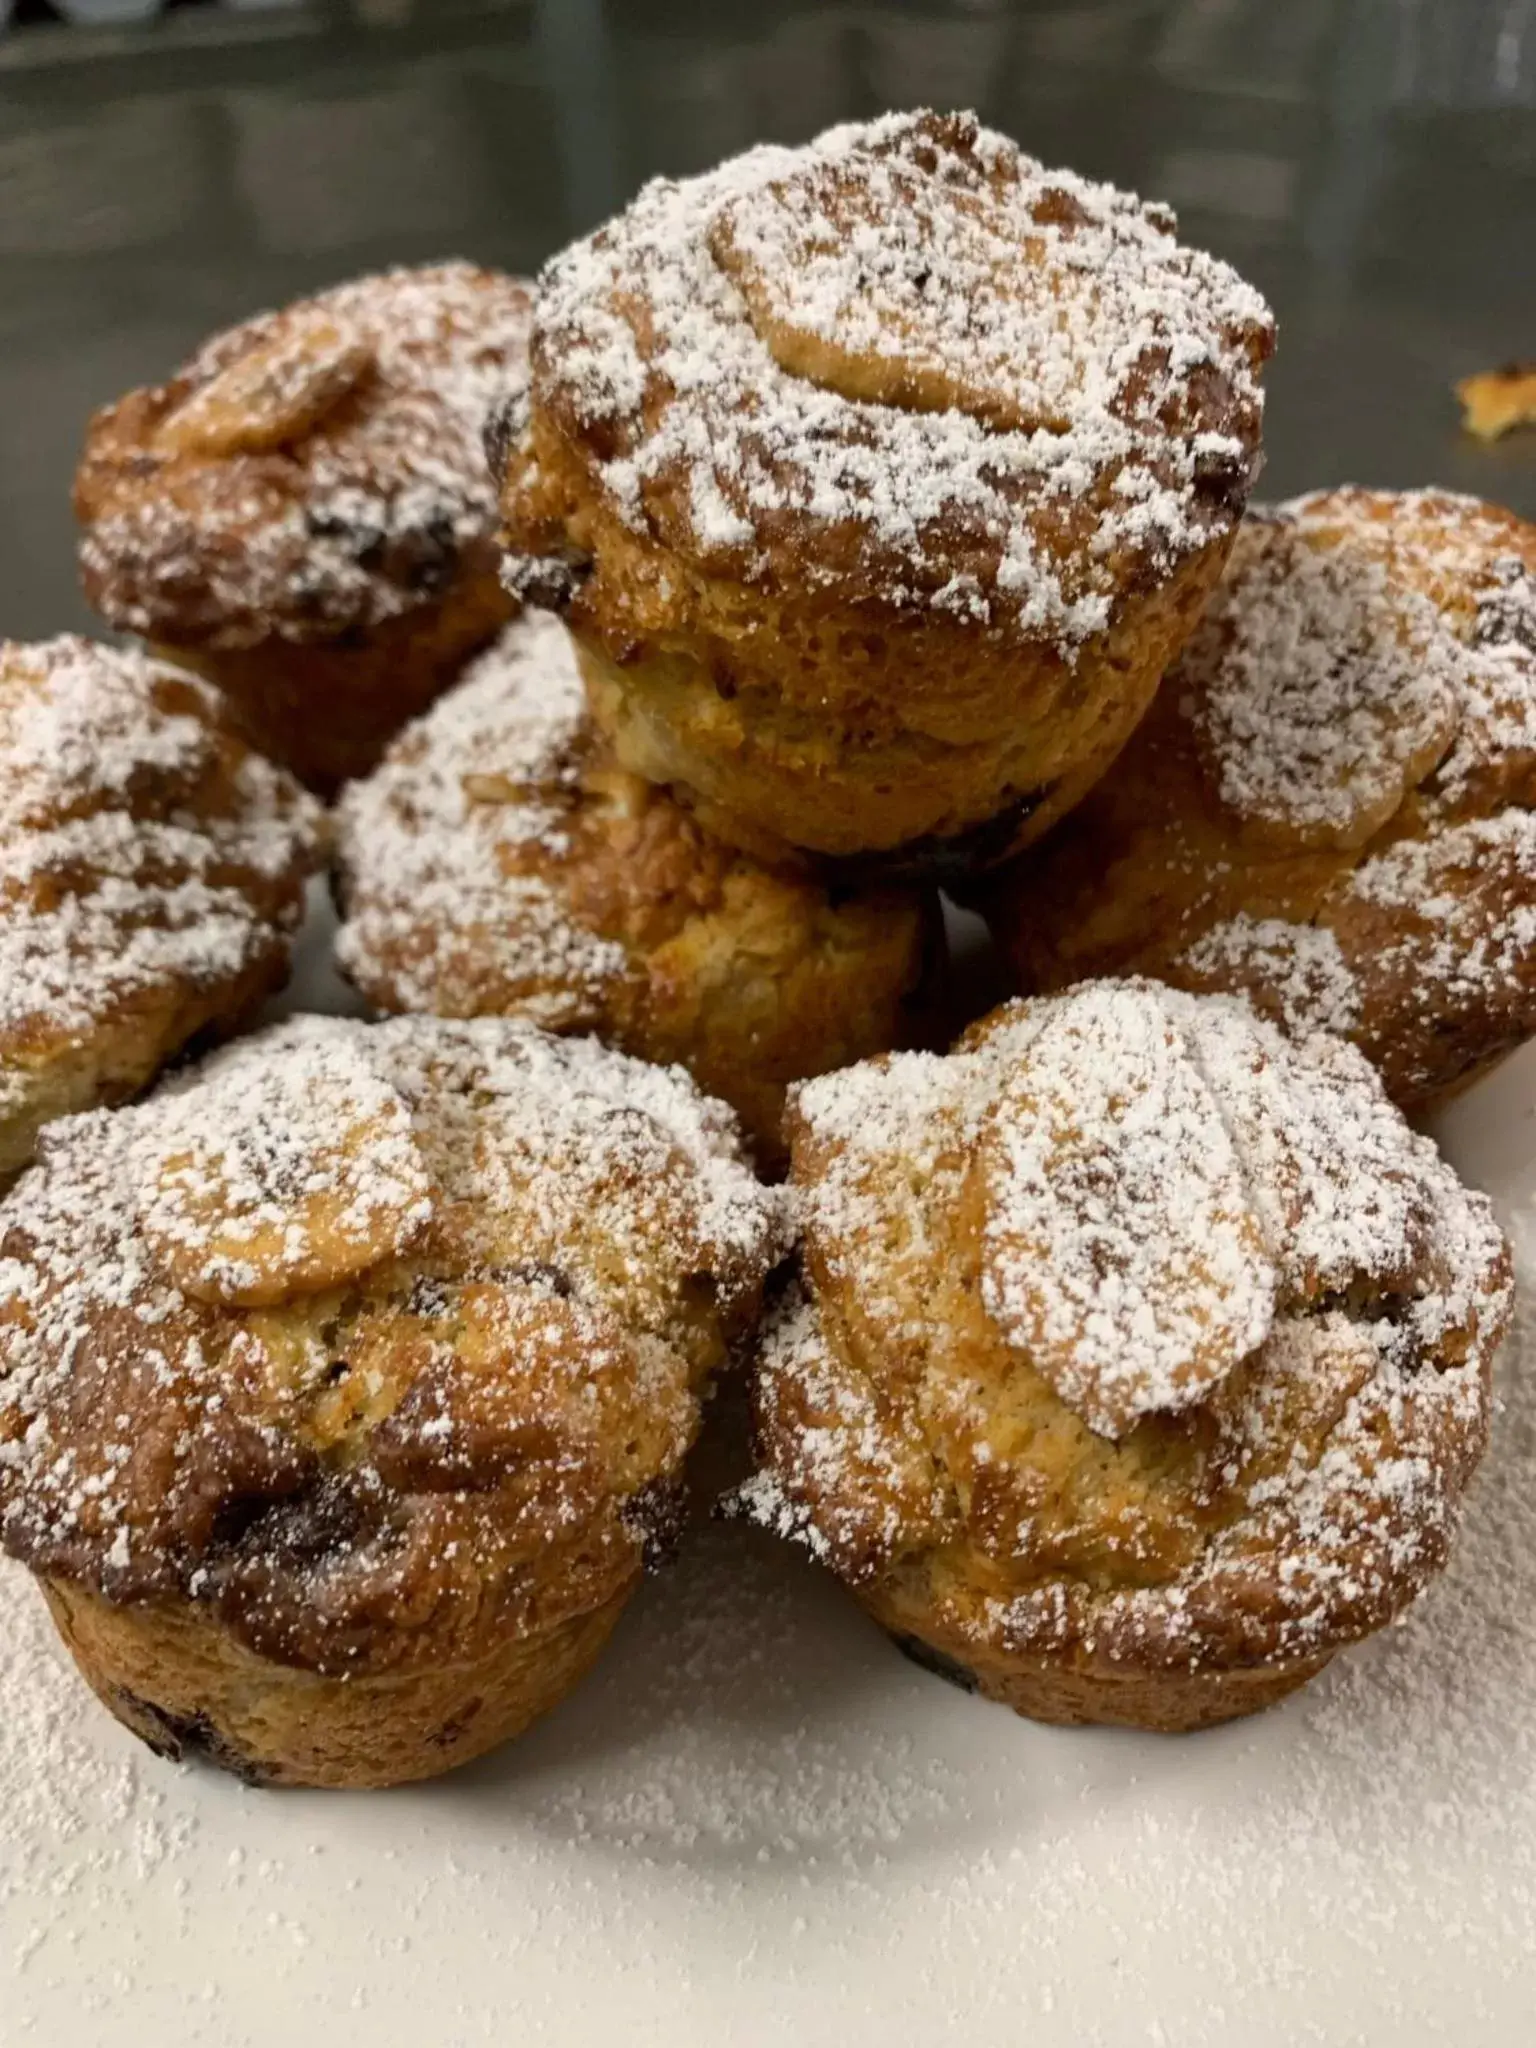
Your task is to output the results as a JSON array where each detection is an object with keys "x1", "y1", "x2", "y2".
[
  {"x1": 42, "y1": 1571, "x2": 635, "y2": 1790},
  {"x1": 156, "y1": 573, "x2": 514, "y2": 796},
  {"x1": 866, "y1": 1596, "x2": 1332, "y2": 1734}
]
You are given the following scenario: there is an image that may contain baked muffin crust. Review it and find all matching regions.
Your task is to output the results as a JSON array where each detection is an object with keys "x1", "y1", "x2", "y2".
[
  {"x1": 988, "y1": 489, "x2": 1536, "y2": 1108},
  {"x1": 75, "y1": 263, "x2": 532, "y2": 789},
  {"x1": 333, "y1": 612, "x2": 939, "y2": 1164},
  {"x1": 499, "y1": 109, "x2": 1273, "y2": 870},
  {"x1": 737, "y1": 981, "x2": 1508, "y2": 1729},
  {"x1": 77, "y1": 262, "x2": 530, "y2": 648},
  {"x1": 0, "y1": 636, "x2": 323, "y2": 1185},
  {"x1": 0, "y1": 1015, "x2": 787, "y2": 1784}
]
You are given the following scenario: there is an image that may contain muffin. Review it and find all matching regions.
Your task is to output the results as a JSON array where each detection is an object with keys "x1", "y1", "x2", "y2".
[
  {"x1": 986, "y1": 489, "x2": 1536, "y2": 1110},
  {"x1": 75, "y1": 262, "x2": 532, "y2": 794},
  {"x1": 0, "y1": 635, "x2": 322, "y2": 1188},
  {"x1": 0, "y1": 1014, "x2": 786, "y2": 1789},
  {"x1": 735, "y1": 980, "x2": 1508, "y2": 1732},
  {"x1": 333, "y1": 611, "x2": 940, "y2": 1166},
  {"x1": 497, "y1": 108, "x2": 1274, "y2": 878}
]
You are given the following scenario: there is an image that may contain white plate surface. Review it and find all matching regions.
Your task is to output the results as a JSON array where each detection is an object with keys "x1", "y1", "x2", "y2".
[{"x1": 5, "y1": 889, "x2": 1535, "y2": 2047}]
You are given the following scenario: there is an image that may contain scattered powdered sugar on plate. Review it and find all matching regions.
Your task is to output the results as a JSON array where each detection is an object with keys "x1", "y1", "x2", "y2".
[
  {"x1": 0, "y1": 1557, "x2": 200, "y2": 1929},
  {"x1": 334, "y1": 612, "x2": 627, "y2": 1022},
  {"x1": 78, "y1": 262, "x2": 532, "y2": 643},
  {"x1": 526, "y1": 109, "x2": 1271, "y2": 646},
  {"x1": 515, "y1": 1520, "x2": 963, "y2": 1862}
]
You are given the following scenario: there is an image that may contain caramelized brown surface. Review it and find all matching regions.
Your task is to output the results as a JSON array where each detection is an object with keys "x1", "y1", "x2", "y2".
[{"x1": 75, "y1": 262, "x2": 531, "y2": 652}]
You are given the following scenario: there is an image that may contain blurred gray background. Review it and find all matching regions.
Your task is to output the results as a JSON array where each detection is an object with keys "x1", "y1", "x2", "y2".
[{"x1": 0, "y1": 0, "x2": 1532, "y2": 641}]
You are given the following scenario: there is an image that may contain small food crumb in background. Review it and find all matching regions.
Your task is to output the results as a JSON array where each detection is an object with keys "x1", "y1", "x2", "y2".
[{"x1": 1456, "y1": 363, "x2": 1536, "y2": 440}]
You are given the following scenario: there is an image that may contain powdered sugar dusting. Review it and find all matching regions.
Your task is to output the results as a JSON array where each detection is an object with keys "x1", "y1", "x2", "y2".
[
  {"x1": 138, "y1": 1031, "x2": 436, "y2": 1305},
  {"x1": 753, "y1": 981, "x2": 1506, "y2": 1666},
  {"x1": 78, "y1": 262, "x2": 532, "y2": 644},
  {"x1": 1178, "y1": 999, "x2": 1435, "y2": 1308},
  {"x1": 1010, "y1": 490, "x2": 1536, "y2": 1107},
  {"x1": 1184, "y1": 492, "x2": 1536, "y2": 845},
  {"x1": 979, "y1": 986, "x2": 1275, "y2": 1437},
  {"x1": 1186, "y1": 515, "x2": 1463, "y2": 847},
  {"x1": 1167, "y1": 494, "x2": 1536, "y2": 1075},
  {"x1": 335, "y1": 612, "x2": 626, "y2": 1021},
  {"x1": 0, "y1": 1013, "x2": 785, "y2": 1623},
  {"x1": 1178, "y1": 916, "x2": 1364, "y2": 1038},
  {"x1": 0, "y1": 636, "x2": 322, "y2": 1156},
  {"x1": 1356, "y1": 809, "x2": 1536, "y2": 927},
  {"x1": 523, "y1": 110, "x2": 1271, "y2": 645}
]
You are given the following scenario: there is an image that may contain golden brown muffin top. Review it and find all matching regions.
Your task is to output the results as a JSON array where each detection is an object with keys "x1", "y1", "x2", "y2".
[
  {"x1": 503, "y1": 110, "x2": 1272, "y2": 648},
  {"x1": 76, "y1": 262, "x2": 532, "y2": 649},
  {"x1": 739, "y1": 981, "x2": 1508, "y2": 1672},
  {"x1": 0, "y1": 1015, "x2": 787, "y2": 1674},
  {"x1": 0, "y1": 636, "x2": 322, "y2": 1129},
  {"x1": 1178, "y1": 490, "x2": 1536, "y2": 1041},
  {"x1": 1179, "y1": 489, "x2": 1536, "y2": 852},
  {"x1": 333, "y1": 610, "x2": 927, "y2": 1024},
  {"x1": 1000, "y1": 489, "x2": 1536, "y2": 1101}
]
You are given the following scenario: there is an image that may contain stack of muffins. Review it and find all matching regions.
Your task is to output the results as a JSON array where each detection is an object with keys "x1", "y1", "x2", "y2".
[{"x1": 0, "y1": 111, "x2": 1529, "y2": 1787}]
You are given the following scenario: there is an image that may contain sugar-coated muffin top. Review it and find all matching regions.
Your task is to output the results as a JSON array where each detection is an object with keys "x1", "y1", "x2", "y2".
[
  {"x1": 333, "y1": 611, "x2": 936, "y2": 1158},
  {"x1": 0, "y1": 1015, "x2": 788, "y2": 1674},
  {"x1": 76, "y1": 262, "x2": 532, "y2": 648},
  {"x1": 0, "y1": 635, "x2": 323, "y2": 1177},
  {"x1": 991, "y1": 487, "x2": 1536, "y2": 1107},
  {"x1": 504, "y1": 109, "x2": 1272, "y2": 646},
  {"x1": 741, "y1": 980, "x2": 1508, "y2": 1674}
]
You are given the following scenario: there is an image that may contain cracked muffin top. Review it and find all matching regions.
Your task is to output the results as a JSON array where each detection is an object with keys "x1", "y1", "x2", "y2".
[
  {"x1": 741, "y1": 980, "x2": 1508, "y2": 1674},
  {"x1": 0, "y1": 1015, "x2": 787, "y2": 1676},
  {"x1": 76, "y1": 263, "x2": 532, "y2": 650},
  {"x1": 0, "y1": 635, "x2": 323, "y2": 1182}
]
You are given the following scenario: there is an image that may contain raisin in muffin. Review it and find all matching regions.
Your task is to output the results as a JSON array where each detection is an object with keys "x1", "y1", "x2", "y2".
[
  {"x1": 75, "y1": 263, "x2": 531, "y2": 793},
  {"x1": 0, "y1": 1015, "x2": 786, "y2": 1789},
  {"x1": 497, "y1": 110, "x2": 1274, "y2": 878},
  {"x1": 333, "y1": 612, "x2": 940, "y2": 1167},
  {"x1": 987, "y1": 489, "x2": 1536, "y2": 1110},
  {"x1": 0, "y1": 636, "x2": 322, "y2": 1188},
  {"x1": 735, "y1": 980, "x2": 1508, "y2": 1732}
]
